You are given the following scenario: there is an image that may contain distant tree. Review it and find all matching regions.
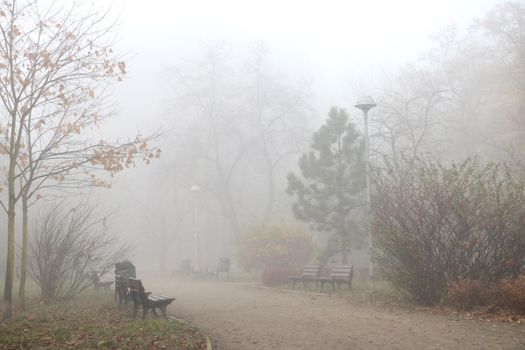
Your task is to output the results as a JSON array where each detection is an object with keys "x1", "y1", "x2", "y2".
[
  {"x1": 372, "y1": 65, "x2": 444, "y2": 170},
  {"x1": 477, "y1": 2, "x2": 525, "y2": 166},
  {"x1": 243, "y1": 41, "x2": 311, "y2": 222},
  {"x1": 371, "y1": 3, "x2": 525, "y2": 167},
  {"x1": 168, "y1": 45, "x2": 248, "y2": 242},
  {"x1": 167, "y1": 42, "x2": 311, "y2": 246},
  {"x1": 287, "y1": 107, "x2": 366, "y2": 263}
]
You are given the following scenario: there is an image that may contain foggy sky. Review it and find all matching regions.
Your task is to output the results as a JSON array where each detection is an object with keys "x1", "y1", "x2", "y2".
[
  {"x1": 91, "y1": 0, "x2": 510, "y2": 269},
  {"x1": 102, "y1": 0, "x2": 504, "y2": 136}
]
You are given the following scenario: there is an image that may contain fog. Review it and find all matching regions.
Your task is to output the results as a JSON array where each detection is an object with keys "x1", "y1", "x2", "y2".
[
  {"x1": 0, "y1": 0, "x2": 516, "y2": 273},
  {"x1": 82, "y1": 0, "x2": 506, "y2": 271},
  {"x1": 112, "y1": 0, "x2": 499, "y2": 129},
  {"x1": 0, "y1": 0, "x2": 524, "y2": 347},
  {"x1": 42, "y1": 0, "x2": 500, "y2": 270}
]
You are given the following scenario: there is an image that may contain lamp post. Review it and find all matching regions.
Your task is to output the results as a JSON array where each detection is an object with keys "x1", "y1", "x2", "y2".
[
  {"x1": 355, "y1": 95, "x2": 377, "y2": 282},
  {"x1": 190, "y1": 185, "x2": 201, "y2": 268}
]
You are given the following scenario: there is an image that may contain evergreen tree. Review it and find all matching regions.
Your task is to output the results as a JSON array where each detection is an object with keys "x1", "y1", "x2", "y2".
[{"x1": 286, "y1": 107, "x2": 366, "y2": 263}]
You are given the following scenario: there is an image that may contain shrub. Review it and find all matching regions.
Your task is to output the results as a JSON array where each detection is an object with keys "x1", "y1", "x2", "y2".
[
  {"x1": 373, "y1": 157, "x2": 525, "y2": 305},
  {"x1": 447, "y1": 276, "x2": 525, "y2": 314},
  {"x1": 498, "y1": 276, "x2": 525, "y2": 314},
  {"x1": 238, "y1": 220, "x2": 314, "y2": 272},
  {"x1": 447, "y1": 280, "x2": 493, "y2": 310},
  {"x1": 30, "y1": 202, "x2": 132, "y2": 301},
  {"x1": 261, "y1": 266, "x2": 292, "y2": 286}
]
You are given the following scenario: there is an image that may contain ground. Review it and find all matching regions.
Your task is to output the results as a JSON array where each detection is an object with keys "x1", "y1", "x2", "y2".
[
  {"x1": 0, "y1": 290, "x2": 207, "y2": 350},
  {"x1": 145, "y1": 276, "x2": 525, "y2": 350}
]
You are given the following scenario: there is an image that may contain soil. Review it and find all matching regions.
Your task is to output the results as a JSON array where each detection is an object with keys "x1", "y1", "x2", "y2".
[{"x1": 146, "y1": 276, "x2": 525, "y2": 350}]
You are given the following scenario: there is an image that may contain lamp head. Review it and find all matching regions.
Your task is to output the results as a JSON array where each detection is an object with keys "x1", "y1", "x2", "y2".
[{"x1": 355, "y1": 95, "x2": 377, "y2": 112}]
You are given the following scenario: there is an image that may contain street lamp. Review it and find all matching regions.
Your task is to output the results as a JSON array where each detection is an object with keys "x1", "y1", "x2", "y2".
[
  {"x1": 355, "y1": 95, "x2": 377, "y2": 282},
  {"x1": 190, "y1": 185, "x2": 201, "y2": 268}
]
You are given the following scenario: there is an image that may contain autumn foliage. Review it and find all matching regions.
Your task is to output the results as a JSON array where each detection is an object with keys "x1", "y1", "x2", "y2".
[
  {"x1": 447, "y1": 276, "x2": 525, "y2": 314},
  {"x1": 238, "y1": 220, "x2": 314, "y2": 273}
]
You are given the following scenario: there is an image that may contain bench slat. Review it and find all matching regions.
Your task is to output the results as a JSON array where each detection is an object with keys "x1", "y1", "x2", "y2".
[{"x1": 128, "y1": 278, "x2": 175, "y2": 319}]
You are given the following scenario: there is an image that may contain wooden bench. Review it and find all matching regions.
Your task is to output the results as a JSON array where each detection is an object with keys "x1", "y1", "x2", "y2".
[
  {"x1": 192, "y1": 269, "x2": 217, "y2": 279},
  {"x1": 318, "y1": 265, "x2": 354, "y2": 292},
  {"x1": 91, "y1": 271, "x2": 113, "y2": 291},
  {"x1": 216, "y1": 257, "x2": 231, "y2": 279},
  {"x1": 288, "y1": 265, "x2": 321, "y2": 289},
  {"x1": 128, "y1": 278, "x2": 175, "y2": 319},
  {"x1": 173, "y1": 259, "x2": 192, "y2": 277},
  {"x1": 115, "y1": 275, "x2": 131, "y2": 308},
  {"x1": 190, "y1": 258, "x2": 231, "y2": 279}
]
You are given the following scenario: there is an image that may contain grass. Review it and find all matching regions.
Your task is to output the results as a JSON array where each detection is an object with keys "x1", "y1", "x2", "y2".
[
  {"x1": 0, "y1": 290, "x2": 208, "y2": 350},
  {"x1": 280, "y1": 278, "x2": 407, "y2": 303},
  {"x1": 171, "y1": 271, "x2": 259, "y2": 283}
]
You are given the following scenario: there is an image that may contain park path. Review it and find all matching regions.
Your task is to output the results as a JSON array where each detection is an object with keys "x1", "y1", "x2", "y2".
[{"x1": 145, "y1": 276, "x2": 525, "y2": 350}]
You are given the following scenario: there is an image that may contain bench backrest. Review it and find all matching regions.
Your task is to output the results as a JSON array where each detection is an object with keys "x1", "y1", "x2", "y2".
[
  {"x1": 90, "y1": 271, "x2": 100, "y2": 284},
  {"x1": 329, "y1": 265, "x2": 353, "y2": 280},
  {"x1": 301, "y1": 265, "x2": 321, "y2": 278},
  {"x1": 180, "y1": 259, "x2": 191, "y2": 273},
  {"x1": 115, "y1": 275, "x2": 129, "y2": 302},
  {"x1": 129, "y1": 278, "x2": 148, "y2": 303},
  {"x1": 115, "y1": 275, "x2": 129, "y2": 291},
  {"x1": 217, "y1": 257, "x2": 230, "y2": 273}
]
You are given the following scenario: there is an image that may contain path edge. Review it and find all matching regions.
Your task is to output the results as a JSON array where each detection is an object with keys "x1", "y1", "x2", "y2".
[
  {"x1": 168, "y1": 315, "x2": 213, "y2": 350},
  {"x1": 256, "y1": 284, "x2": 330, "y2": 297}
]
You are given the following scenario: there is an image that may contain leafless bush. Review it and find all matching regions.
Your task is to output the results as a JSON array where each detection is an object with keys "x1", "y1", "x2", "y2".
[
  {"x1": 30, "y1": 202, "x2": 132, "y2": 302},
  {"x1": 372, "y1": 157, "x2": 525, "y2": 305}
]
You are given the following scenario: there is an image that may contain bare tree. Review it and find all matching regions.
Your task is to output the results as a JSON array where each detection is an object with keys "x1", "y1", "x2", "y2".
[
  {"x1": 30, "y1": 201, "x2": 132, "y2": 302},
  {"x1": 372, "y1": 66, "x2": 444, "y2": 170},
  {"x1": 243, "y1": 41, "x2": 311, "y2": 222},
  {"x1": 0, "y1": 0, "x2": 158, "y2": 316},
  {"x1": 169, "y1": 44, "x2": 255, "y2": 241},
  {"x1": 167, "y1": 42, "x2": 312, "y2": 247}
]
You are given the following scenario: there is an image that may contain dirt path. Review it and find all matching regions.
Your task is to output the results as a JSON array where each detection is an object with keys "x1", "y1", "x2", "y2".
[{"x1": 146, "y1": 277, "x2": 525, "y2": 350}]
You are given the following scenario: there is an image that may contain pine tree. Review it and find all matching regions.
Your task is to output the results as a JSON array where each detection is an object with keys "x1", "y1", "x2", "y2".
[{"x1": 286, "y1": 107, "x2": 366, "y2": 263}]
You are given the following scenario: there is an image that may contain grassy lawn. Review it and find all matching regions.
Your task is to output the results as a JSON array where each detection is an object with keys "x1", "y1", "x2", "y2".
[
  {"x1": 0, "y1": 289, "x2": 207, "y2": 350},
  {"x1": 280, "y1": 278, "x2": 407, "y2": 302}
]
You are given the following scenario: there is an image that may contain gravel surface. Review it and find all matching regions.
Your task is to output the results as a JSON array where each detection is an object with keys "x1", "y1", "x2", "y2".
[{"x1": 146, "y1": 276, "x2": 525, "y2": 350}]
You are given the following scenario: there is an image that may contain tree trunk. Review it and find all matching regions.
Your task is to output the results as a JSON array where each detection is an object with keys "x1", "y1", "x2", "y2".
[
  {"x1": 262, "y1": 152, "x2": 275, "y2": 223},
  {"x1": 18, "y1": 194, "x2": 28, "y2": 309},
  {"x1": 3, "y1": 168, "x2": 16, "y2": 319},
  {"x1": 341, "y1": 248, "x2": 348, "y2": 265},
  {"x1": 222, "y1": 182, "x2": 241, "y2": 242},
  {"x1": 340, "y1": 235, "x2": 349, "y2": 265},
  {"x1": 159, "y1": 243, "x2": 167, "y2": 272}
]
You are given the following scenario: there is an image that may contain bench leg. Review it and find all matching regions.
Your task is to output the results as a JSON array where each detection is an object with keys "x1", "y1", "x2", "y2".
[
  {"x1": 133, "y1": 302, "x2": 139, "y2": 318},
  {"x1": 161, "y1": 305, "x2": 168, "y2": 319},
  {"x1": 142, "y1": 306, "x2": 148, "y2": 320},
  {"x1": 151, "y1": 307, "x2": 159, "y2": 318}
]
